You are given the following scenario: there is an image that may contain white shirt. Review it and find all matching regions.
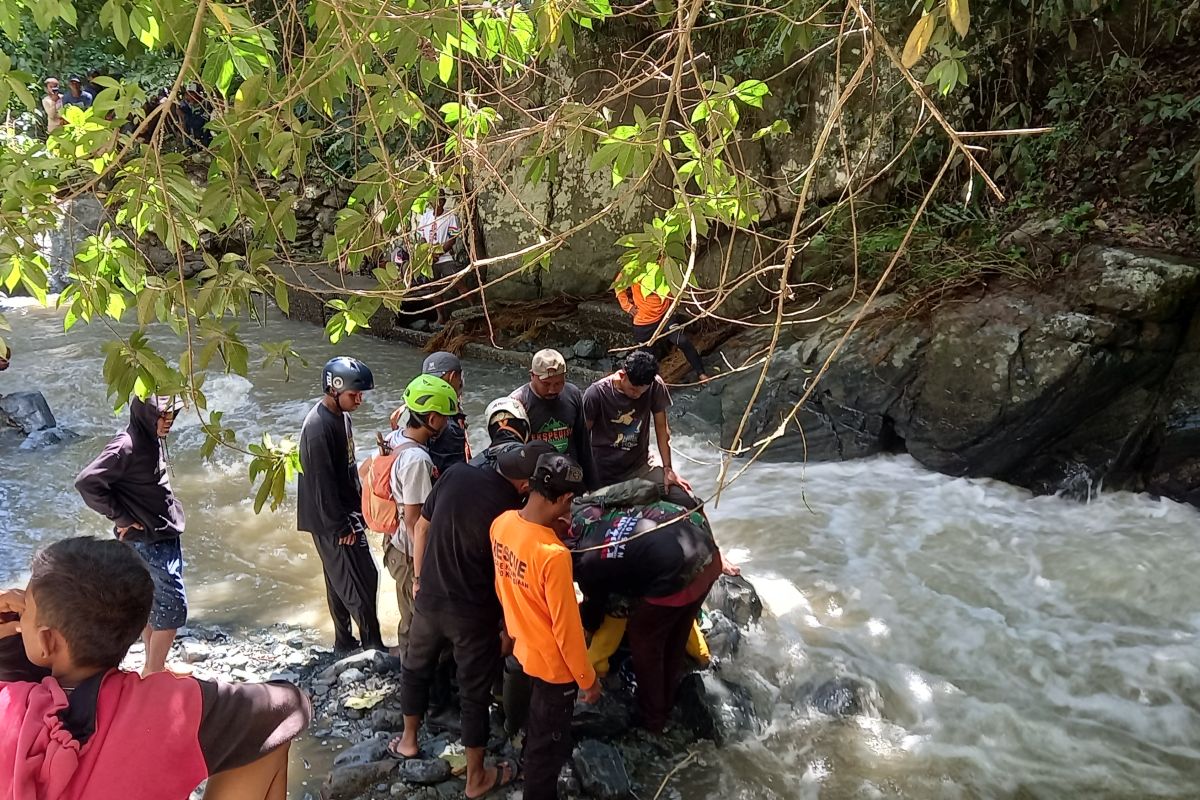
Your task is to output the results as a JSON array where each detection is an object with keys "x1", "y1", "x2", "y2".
[
  {"x1": 385, "y1": 430, "x2": 434, "y2": 553},
  {"x1": 415, "y1": 208, "x2": 460, "y2": 264}
]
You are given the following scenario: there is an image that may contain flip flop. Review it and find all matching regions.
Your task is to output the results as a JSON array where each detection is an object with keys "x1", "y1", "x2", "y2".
[
  {"x1": 466, "y1": 759, "x2": 517, "y2": 800},
  {"x1": 385, "y1": 735, "x2": 425, "y2": 760}
]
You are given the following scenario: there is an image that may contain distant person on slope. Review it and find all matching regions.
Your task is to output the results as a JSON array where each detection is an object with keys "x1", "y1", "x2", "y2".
[
  {"x1": 42, "y1": 78, "x2": 64, "y2": 135},
  {"x1": 75, "y1": 394, "x2": 187, "y2": 676},
  {"x1": 615, "y1": 278, "x2": 709, "y2": 382},
  {"x1": 298, "y1": 357, "x2": 385, "y2": 654},
  {"x1": 510, "y1": 348, "x2": 599, "y2": 490}
]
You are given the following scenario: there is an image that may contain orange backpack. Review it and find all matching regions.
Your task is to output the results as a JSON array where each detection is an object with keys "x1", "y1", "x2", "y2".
[{"x1": 358, "y1": 440, "x2": 419, "y2": 534}]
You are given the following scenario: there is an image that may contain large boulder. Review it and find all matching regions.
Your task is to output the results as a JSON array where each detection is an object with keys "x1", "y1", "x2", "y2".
[
  {"x1": 0, "y1": 391, "x2": 58, "y2": 434},
  {"x1": 714, "y1": 246, "x2": 1200, "y2": 505},
  {"x1": 571, "y1": 739, "x2": 631, "y2": 800}
]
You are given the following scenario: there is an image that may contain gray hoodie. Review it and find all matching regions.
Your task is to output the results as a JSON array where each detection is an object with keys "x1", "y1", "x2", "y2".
[{"x1": 75, "y1": 396, "x2": 185, "y2": 543}]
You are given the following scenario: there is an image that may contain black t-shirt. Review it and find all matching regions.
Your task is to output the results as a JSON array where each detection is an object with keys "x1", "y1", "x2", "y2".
[
  {"x1": 582, "y1": 374, "x2": 671, "y2": 485},
  {"x1": 416, "y1": 461, "x2": 522, "y2": 618},
  {"x1": 297, "y1": 401, "x2": 361, "y2": 538},
  {"x1": 427, "y1": 415, "x2": 468, "y2": 477},
  {"x1": 511, "y1": 382, "x2": 600, "y2": 490}
]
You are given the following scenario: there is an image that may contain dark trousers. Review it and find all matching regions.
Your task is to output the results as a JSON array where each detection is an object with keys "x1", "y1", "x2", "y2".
[
  {"x1": 311, "y1": 532, "x2": 383, "y2": 650},
  {"x1": 627, "y1": 593, "x2": 709, "y2": 732},
  {"x1": 523, "y1": 678, "x2": 577, "y2": 800},
  {"x1": 633, "y1": 316, "x2": 706, "y2": 378},
  {"x1": 400, "y1": 606, "x2": 500, "y2": 748}
]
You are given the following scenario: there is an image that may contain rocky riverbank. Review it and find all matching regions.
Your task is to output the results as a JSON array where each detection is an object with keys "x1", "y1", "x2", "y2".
[{"x1": 127, "y1": 575, "x2": 875, "y2": 800}]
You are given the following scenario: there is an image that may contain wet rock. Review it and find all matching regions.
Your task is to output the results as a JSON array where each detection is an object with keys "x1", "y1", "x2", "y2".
[
  {"x1": 701, "y1": 610, "x2": 741, "y2": 661},
  {"x1": 268, "y1": 670, "x2": 300, "y2": 683},
  {"x1": 676, "y1": 673, "x2": 756, "y2": 744},
  {"x1": 396, "y1": 757, "x2": 451, "y2": 785},
  {"x1": 705, "y1": 575, "x2": 763, "y2": 627},
  {"x1": 338, "y1": 668, "x2": 365, "y2": 685},
  {"x1": 334, "y1": 732, "x2": 392, "y2": 767},
  {"x1": 321, "y1": 760, "x2": 396, "y2": 800},
  {"x1": 805, "y1": 677, "x2": 873, "y2": 718},
  {"x1": 572, "y1": 739, "x2": 631, "y2": 800},
  {"x1": 371, "y1": 708, "x2": 407, "y2": 731},
  {"x1": 20, "y1": 426, "x2": 79, "y2": 450},
  {"x1": 571, "y1": 692, "x2": 632, "y2": 739},
  {"x1": 574, "y1": 339, "x2": 603, "y2": 360},
  {"x1": 0, "y1": 391, "x2": 57, "y2": 434}
]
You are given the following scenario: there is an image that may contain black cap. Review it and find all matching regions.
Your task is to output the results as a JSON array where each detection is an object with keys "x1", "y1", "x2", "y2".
[
  {"x1": 494, "y1": 441, "x2": 556, "y2": 481},
  {"x1": 531, "y1": 453, "x2": 587, "y2": 496},
  {"x1": 69, "y1": 76, "x2": 83, "y2": 84},
  {"x1": 422, "y1": 351, "x2": 462, "y2": 375}
]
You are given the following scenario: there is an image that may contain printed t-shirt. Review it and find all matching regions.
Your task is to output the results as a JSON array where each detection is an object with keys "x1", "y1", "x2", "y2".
[
  {"x1": 490, "y1": 510, "x2": 595, "y2": 688},
  {"x1": 582, "y1": 374, "x2": 671, "y2": 485},
  {"x1": 511, "y1": 382, "x2": 599, "y2": 489}
]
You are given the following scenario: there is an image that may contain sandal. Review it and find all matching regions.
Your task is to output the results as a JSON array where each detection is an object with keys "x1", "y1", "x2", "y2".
[
  {"x1": 466, "y1": 759, "x2": 517, "y2": 800},
  {"x1": 385, "y1": 734, "x2": 424, "y2": 760}
]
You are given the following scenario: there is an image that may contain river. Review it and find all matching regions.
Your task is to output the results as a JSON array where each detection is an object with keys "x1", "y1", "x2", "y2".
[{"x1": 1, "y1": 298, "x2": 1198, "y2": 799}]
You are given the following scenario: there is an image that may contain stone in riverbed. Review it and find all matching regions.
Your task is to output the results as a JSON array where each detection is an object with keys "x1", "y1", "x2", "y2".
[
  {"x1": 572, "y1": 739, "x2": 631, "y2": 800},
  {"x1": 321, "y1": 760, "x2": 396, "y2": 800},
  {"x1": 179, "y1": 641, "x2": 211, "y2": 664},
  {"x1": 338, "y1": 668, "x2": 366, "y2": 685},
  {"x1": 705, "y1": 575, "x2": 762, "y2": 627},
  {"x1": 701, "y1": 610, "x2": 740, "y2": 661},
  {"x1": 574, "y1": 338, "x2": 603, "y2": 359},
  {"x1": 571, "y1": 692, "x2": 632, "y2": 739},
  {"x1": 19, "y1": 426, "x2": 79, "y2": 449},
  {"x1": 804, "y1": 677, "x2": 875, "y2": 718},
  {"x1": 396, "y1": 757, "x2": 451, "y2": 785},
  {"x1": 334, "y1": 732, "x2": 392, "y2": 767},
  {"x1": 319, "y1": 649, "x2": 388, "y2": 682},
  {"x1": 676, "y1": 672, "x2": 757, "y2": 744},
  {"x1": 0, "y1": 391, "x2": 57, "y2": 434}
]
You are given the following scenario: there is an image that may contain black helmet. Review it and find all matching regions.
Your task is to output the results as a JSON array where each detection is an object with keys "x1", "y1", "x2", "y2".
[{"x1": 323, "y1": 356, "x2": 375, "y2": 394}]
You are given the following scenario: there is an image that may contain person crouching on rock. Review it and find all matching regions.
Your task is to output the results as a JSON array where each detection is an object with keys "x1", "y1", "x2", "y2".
[
  {"x1": 298, "y1": 357, "x2": 386, "y2": 654},
  {"x1": 568, "y1": 485, "x2": 725, "y2": 733},
  {"x1": 75, "y1": 393, "x2": 187, "y2": 676},
  {"x1": 0, "y1": 537, "x2": 311, "y2": 800},
  {"x1": 491, "y1": 453, "x2": 601, "y2": 800}
]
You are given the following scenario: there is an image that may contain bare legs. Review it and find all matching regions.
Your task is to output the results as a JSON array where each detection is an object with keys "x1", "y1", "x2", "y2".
[
  {"x1": 204, "y1": 742, "x2": 290, "y2": 800},
  {"x1": 141, "y1": 626, "x2": 177, "y2": 676}
]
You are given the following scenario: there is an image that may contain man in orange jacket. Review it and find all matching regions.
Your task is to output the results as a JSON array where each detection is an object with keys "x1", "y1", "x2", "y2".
[
  {"x1": 491, "y1": 453, "x2": 600, "y2": 800},
  {"x1": 615, "y1": 280, "x2": 709, "y2": 382}
]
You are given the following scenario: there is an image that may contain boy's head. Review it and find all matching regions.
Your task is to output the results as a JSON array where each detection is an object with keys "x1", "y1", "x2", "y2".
[
  {"x1": 616, "y1": 350, "x2": 658, "y2": 399},
  {"x1": 22, "y1": 537, "x2": 152, "y2": 673},
  {"x1": 529, "y1": 453, "x2": 587, "y2": 514}
]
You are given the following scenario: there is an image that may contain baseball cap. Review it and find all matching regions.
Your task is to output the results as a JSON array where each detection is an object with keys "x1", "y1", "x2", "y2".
[
  {"x1": 531, "y1": 453, "x2": 587, "y2": 496},
  {"x1": 493, "y1": 441, "x2": 556, "y2": 481},
  {"x1": 531, "y1": 349, "x2": 567, "y2": 379},
  {"x1": 69, "y1": 76, "x2": 83, "y2": 84},
  {"x1": 422, "y1": 351, "x2": 462, "y2": 375}
]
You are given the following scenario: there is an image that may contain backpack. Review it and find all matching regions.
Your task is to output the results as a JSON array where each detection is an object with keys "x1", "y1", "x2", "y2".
[{"x1": 359, "y1": 439, "x2": 420, "y2": 534}]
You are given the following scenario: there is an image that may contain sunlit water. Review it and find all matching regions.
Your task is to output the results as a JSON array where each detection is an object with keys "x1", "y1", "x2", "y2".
[{"x1": 2, "y1": 299, "x2": 1198, "y2": 799}]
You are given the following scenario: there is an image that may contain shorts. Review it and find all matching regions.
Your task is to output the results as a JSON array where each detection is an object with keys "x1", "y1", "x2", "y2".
[
  {"x1": 127, "y1": 537, "x2": 188, "y2": 630},
  {"x1": 432, "y1": 257, "x2": 461, "y2": 281}
]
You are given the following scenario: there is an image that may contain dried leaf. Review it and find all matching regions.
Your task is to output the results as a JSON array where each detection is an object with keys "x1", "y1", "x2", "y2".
[
  {"x1": 902, "y1": 14, "x2": 937, "y2": 69},
  {"x1": 947, "y1": 0, "x2": 970, "y2": 38}
]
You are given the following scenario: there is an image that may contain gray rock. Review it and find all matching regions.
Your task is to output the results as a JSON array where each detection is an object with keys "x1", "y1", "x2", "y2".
[
  {"x1": 701, "y1": 610, "x2": 740, "y2": 661},
  {"x1": 20, "y1": 426, "x2": 79, "y2": 450},
  {"x1": 571, "y1": 739, "x2": 631, "y2": 800},
  {"x1": 338, "y1": 668, "x2": 365, "y2": 685},
  {"x1": 334, "y1": 732, "x2": 392, "y2": 767},
  {"x1": 318, "y1": 649, "x2": 388, "y2": 682},
  {"x1": 805, "y1": 677, "x2": 874, "y2": 718},
  {"x1": 321, "y1": 760, "x2": 396, "y2": 800},
  {"x1": 676, "y1": 672, "x2": 757, "y2": 745},
  {"x1": 268, "y1": 670, "x2": 301, "y2": 683},
  {"x1": 705, "y1": 575, "x2": 762, "y2": 628},
  {"x1": 180, "y1": 641, "x2": 211, "y2": 664},
  {"x1": 410, "y1": 318, "x2": 430, "y2": 332},
  {"x1": 573, "y1": 339, "x2": 603, "y2": 360},
  {"x1": 0, "y1": 392, "x2": 57, "y2": 434},
  {"x1": 371, "y1": 708, "x2": 407, "y2": 731},
  {"x1": 396, "y1": 757, "x2": 451, "y2": 785}
]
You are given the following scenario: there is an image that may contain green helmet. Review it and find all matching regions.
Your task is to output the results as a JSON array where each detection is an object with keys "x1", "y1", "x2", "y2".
[{"x1": 404, "y1": 374, "x2": 459, "y2": 416}]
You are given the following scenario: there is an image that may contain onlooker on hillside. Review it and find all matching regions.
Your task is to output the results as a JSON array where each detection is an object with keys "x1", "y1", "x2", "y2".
[
  {"x1": 415, "y1": 192, "x2": 469, "y2": 326},
  {"x1": 615, "y1": 278, "x2": 709, "y2": 382},
  {"x1": 61, "y1": 76, "x2": 93, "y2": 111},
  {"x1": 42, "y1": 78, "x2": 64, "y2": 135}
]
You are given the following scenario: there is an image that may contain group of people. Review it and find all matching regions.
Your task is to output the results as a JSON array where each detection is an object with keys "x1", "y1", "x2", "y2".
[
  {"x1": 41, "y1": 73, "x2": 212, "y2": 149},
  {"x1": 297, "y1": 346, "x2": 730, "y2": 798},
  {"x1": 0, "y1": 342, "x2": 727, "y2": 799}
]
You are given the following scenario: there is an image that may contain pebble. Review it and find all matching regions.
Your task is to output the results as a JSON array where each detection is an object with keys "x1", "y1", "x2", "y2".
[
  {"x1": 396, "y1": 757, "x2": 451, "y2": 785},
  {"x1": 339, "y1": 668, "x2": 366, "y2": 685}
]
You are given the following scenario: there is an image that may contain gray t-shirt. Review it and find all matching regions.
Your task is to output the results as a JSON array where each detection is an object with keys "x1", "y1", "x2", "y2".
[
  {"x1": 582, "y1": 374, "x2": 671, "y2": 485},
  {"x1": 385, "y1": 430, "x2": 434, "y2": 553}
]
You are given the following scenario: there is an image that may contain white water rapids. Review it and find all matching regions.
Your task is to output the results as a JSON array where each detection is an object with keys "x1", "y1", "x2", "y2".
[{"x1": 1, "y1": 299, "x2": 1198, "y2": 798}]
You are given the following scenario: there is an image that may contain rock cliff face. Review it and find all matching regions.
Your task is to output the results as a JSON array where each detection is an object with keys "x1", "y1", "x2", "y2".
[{"x1": 713, "y1": 246, "x2": 1200, "y2": 505}]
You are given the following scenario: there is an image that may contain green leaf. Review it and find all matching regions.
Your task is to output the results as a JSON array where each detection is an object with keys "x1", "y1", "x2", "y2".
[
  {"x1": 273, "y1": 277, "x2": 290, "y2": 314},
  {"x1": 733, "y1": 80, "x2": 770, "y2": 108}
]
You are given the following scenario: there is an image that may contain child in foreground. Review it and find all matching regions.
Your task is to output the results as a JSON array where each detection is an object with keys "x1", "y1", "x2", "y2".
[{"x1": 0, "y1": 537, "x2": 311, "y2": 800}]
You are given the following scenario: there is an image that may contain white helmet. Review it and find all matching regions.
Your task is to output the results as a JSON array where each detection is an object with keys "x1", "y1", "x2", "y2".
[{"x1": 485, "y1": 396, "x2": 530, "y2": 444}]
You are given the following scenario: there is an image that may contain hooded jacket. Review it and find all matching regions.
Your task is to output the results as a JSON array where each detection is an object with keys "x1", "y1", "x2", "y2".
[{"x1": 74, "y1": 396, "x2": 185, "y2": 543}]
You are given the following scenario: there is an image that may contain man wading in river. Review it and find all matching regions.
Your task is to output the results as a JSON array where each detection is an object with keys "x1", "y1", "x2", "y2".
[
  {"x1": 298, "y1": 357, "x2": 386, "y2": 654},
  {"x1": 75, "y1": 394, "x2": 187, "y2": 676}
]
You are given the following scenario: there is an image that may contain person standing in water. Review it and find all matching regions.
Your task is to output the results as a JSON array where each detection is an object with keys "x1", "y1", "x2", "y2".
[
  {"x1": 298, "y1": 357, "x2": 385, "y2": 654},
  {"x1": 75, "y1": 394, "x2": 187, "y2": 676}
]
